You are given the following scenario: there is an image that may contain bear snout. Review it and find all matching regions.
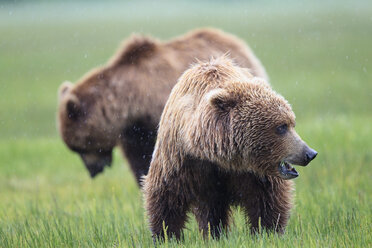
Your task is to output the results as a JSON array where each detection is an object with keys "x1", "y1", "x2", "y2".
[
  {"x1": 80, "y1": 152, "x2": 112, "y2": 178},
  {"x1": 284, "y1": 143, "x2": 318, "y2": 167},
  {"x1": 304, "y1": 147, "x2": 318, "y2": 165},
  {"x1": 291, "y1": 145, "x2": 317, "y2": 166}
]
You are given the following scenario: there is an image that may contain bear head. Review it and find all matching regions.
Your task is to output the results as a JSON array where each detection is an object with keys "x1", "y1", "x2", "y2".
[
  {"x1": 204, "y1": 78, "x2": 317, "y2": 179},
  {"x1": 57, "y1": 69, "x2": 117, "y2": 178}
]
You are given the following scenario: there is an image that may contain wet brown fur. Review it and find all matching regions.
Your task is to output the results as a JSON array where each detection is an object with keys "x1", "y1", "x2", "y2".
[
  {"x1": 143, "y1": 56, "x2": 301, "y2": 240},
  {"x1": 57, "y1": 28, "x2": 268, "y2": 184}
]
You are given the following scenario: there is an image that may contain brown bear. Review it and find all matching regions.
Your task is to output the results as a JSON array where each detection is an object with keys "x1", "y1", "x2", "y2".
[
  {"x1": 143, "y1": 56, "x2": 317, "y2": 240},
  {"x1": 57, "y1": 28, "x2": 268, "y2": 184}
]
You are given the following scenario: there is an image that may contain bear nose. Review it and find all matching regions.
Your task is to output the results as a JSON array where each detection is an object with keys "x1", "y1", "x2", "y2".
[{"x1": 305, "y1": 148, "x2": 318, "y2": 163}]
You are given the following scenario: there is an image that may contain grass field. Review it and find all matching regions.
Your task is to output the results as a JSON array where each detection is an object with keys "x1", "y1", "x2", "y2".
[{"x1": 1, "y1": 1, "x2": 371, "y2": 247}]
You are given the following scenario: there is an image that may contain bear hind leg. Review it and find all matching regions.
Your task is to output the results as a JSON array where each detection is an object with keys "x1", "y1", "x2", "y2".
[{"x1": 193, "y1": 202, "x2": 230, "y2": 239}]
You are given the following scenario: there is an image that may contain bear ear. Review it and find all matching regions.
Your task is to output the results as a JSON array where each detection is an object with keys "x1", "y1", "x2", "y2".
[
  {"x1": 207, "y1": 88, "x2": 237, "y2": 112},
  {"x1": 58, "y1": 81, "x2": 73, "y2": 100},
  {"x1": 66, "y1": 95, "x2": 82, "y2": 121}
]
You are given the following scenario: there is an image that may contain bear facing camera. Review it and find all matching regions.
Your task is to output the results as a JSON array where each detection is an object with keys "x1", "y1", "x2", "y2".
[{"x1": 143, "y1": 56, "x2": 317, "y2": 241}]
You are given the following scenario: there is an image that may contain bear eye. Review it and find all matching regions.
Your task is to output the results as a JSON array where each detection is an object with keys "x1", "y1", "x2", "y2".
[{"x1": 276, "y1": 124, "x2": 288, "y2": 135}]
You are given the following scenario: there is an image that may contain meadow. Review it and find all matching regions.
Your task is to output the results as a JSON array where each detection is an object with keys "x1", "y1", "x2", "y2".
[{"x1": 0, "y1": 1, "x2": 371, "y2": 247}]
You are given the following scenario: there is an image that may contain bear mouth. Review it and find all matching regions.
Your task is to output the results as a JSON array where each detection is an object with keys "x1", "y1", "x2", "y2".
[{"x1": 278, "y1": 161, "x2": 299, "y2": 180}]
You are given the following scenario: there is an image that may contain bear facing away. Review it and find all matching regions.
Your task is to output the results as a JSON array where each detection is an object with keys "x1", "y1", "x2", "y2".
[
  {"x1": 143, "y1": 56, "x2": 317, "y2": 240},
  {"x1": 57, "y1": 28, "x2": 268, "y2": 184}
]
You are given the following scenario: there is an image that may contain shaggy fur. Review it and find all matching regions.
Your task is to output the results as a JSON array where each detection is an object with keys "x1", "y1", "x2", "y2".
[
  {"x1": 143, "y1": 56, "x2": 316, "y2": 240},
  {"x1": 57, "y1": 28, "x2": 268, "y2": 184}
]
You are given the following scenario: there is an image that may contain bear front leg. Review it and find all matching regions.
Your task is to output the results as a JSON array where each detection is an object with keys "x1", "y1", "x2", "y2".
[
  {"x1": 238, "y1": 174, "x2": 293, "y2": 234},
  {"x1": 120, "y1": 140, "x2": 152, "y2": 185},
  {"x1": 119, "y1": 125, "x2": 156, "y2": 186},
  {"x1": 144, "y1": 171, "x2": 190, "y2": 241}
]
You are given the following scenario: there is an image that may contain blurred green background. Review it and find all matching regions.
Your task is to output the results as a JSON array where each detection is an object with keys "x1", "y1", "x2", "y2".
[{"x1": 0, "y1": 1, "x2": 371, "y2": 247}]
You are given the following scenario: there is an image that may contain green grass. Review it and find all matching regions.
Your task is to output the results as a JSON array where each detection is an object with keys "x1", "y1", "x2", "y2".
[{"x1": 0, "y1": 1, "x2": 371, "y2": 247}]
